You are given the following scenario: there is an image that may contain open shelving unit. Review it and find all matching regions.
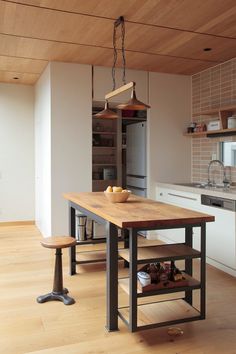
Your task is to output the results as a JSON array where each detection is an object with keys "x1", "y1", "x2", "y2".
[
  {"x1": 118, "y1": 238, "x2": 204, "y2": 332},
  {"x1": 92, "y1": 103, "x2": 147, "y2": 191},
  {"x1": 184, "y1": 128, "x2": 236, "y2": 138},
  {"x1": 92, "y1": 106, "x2": 119, "y2": 191},
  {"x1": 184, "y1": 104, "x2": 236, "y2": 138}
]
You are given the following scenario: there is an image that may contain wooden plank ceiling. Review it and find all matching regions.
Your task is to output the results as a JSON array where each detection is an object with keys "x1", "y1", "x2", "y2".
[{"x1": 0, "y1": 0, "x2": 236, "y2": 85}]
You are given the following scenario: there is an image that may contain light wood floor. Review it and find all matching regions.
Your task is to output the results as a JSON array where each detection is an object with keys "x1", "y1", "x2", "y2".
[{"x1": 1, "y1": 225, "x2": 236, "y2": 354}]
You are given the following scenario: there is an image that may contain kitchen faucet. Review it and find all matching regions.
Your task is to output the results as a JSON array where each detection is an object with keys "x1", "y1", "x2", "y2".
[{"x1": 207, "y1": 159, "x2": 230, "y2": 187}]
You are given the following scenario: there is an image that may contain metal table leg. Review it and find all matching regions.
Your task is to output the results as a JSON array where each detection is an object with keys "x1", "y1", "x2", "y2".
[
  {"x1": 69, "y1": 204, "x2": 76, "y2": 275},
  {"x1": 106, "y1": 222, "x2": 119, "y2": 331},
  {"x1": 185, "y1": 226, "x2": 193, "y2": 305},
  {"x1": 129, "y1": 228, "x2": 137, "y2": 332},
  {"x1": 200, "y1": 222, "x2": 206, "y2": 319},
  {"x1": 123, "y1": 228, "x2": 129, "y2": 268}
]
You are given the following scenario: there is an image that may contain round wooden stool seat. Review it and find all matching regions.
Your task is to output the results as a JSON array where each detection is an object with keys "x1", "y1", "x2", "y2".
[
  {"x1": 41, "y1": 236, "x2": 76, "y2": 249},
  {"x1": 37, "y1": 236, "x2": 76, "y2": 306}
]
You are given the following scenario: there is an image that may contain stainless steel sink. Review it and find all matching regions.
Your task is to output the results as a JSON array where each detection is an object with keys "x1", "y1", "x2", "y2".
[
  {"x1": 174, "y1": 182, "x2": 208, "y2": 188},
  {"x1": 175, "y1": 182, "x2": 236, "y2": 190}
]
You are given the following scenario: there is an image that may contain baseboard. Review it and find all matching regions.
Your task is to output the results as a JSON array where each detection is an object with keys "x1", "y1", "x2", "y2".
[{"x1": 0, "y1": 220, "x2": 35, "y2": 227}]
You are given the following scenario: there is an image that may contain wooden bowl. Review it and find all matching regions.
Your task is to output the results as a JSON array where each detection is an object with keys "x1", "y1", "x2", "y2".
[{"x1": 104, "y1": 190, "x2": 131, "y2": 203}]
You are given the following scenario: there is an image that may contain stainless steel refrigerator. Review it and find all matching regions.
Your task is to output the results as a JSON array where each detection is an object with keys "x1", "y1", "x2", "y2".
[{"x1": 126, "y1": 121, "x2": 147, "y2": 197}]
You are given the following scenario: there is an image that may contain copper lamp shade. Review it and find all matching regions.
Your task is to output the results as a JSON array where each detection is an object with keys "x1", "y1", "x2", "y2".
[
  {"x1": 93, "y1": 100, "x2": 118, "y2": 119},
  {"x1": 116, "y1": 87, "x2": 150, "y2": 110}
]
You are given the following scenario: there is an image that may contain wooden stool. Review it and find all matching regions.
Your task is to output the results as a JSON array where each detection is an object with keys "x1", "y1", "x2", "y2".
[{"x1": 37, "y1": 236, "x2": 77, "y2": 305}]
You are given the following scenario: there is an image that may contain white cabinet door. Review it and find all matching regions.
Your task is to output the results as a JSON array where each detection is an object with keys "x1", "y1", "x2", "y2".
[
  {"x1": 156, "y1": 185, "x2": 236, "y2": 271},
  {"x1": 201, "y1": 204, "x2": 236, "y2": 269},
  {"x1": 156, "y1": 186, "x2": 201, "y2": 249},
  {"x1": 93, "y1": 66, "x2": 148, "y2": 103}
]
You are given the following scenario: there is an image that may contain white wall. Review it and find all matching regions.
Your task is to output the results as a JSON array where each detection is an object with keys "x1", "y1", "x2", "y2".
[
  {"x1": 34, "y1": 65, "x2": 51, "y2": 235},
  {"x1": 35, "y1": 62, "x2": 92, "y2": 236},
  {"x1": 50, "y1": 62, "x2": 92, "y2": 235},
  {"x1": 0, "y1": 65, "x2": 190, "y2": 228},
  {"x1": 0, "y1": 83, "x2": 34, "y2": 221},
  {"x1": 148, "y1": 72, "x2": 191, "y2": 198}
]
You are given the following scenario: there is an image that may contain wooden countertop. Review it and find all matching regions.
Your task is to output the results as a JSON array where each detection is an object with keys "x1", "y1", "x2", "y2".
[{"x1": 64, "y1": 192, "x2": 214, "y2": 229}]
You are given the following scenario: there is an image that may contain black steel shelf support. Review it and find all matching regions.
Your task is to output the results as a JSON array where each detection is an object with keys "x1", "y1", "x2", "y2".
[
  {"x1": 129, "y1": 228, "x2": 138, "y2": 332},
  {"x1": 123, "y1": 228, "x2": 129, "y2": 268},
  {"x1": 200, "y1": 222, "x2": 206, "y2": 319},
  {"x1": 69, "y1": 204, "x2": 76, "y2": 275},
  {"x1": 185, "y1": 226, "x2": 193, "y2": 305},
  {"x1": 106, "y1": 222, "x2": 119, "y2": 331}
]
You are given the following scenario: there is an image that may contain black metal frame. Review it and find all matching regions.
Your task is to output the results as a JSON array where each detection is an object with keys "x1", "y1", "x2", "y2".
[
  {"x1": 69, "y1": 201, "x2": 108, "y2": 275},
  {"x1": 117, "y1": 223, "x2": 206, "y2": 332},
  {"x1": 68, "y1": 201, "x2": 120, "y2": 331},
  {"x1": 67, "y1": 200, "x2": 207, "y2": 333}
]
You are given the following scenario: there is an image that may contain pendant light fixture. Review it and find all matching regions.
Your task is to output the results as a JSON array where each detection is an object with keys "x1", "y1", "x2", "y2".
[
  {"x1": 94, "y1": 16, "x2": 150, "y2": 118},
  {"x1": 93, "y1": 99, "x2": 118, "y2": 119},
  {"x1": 116, "y1": 83, "x2": 150, "y2": 110}
]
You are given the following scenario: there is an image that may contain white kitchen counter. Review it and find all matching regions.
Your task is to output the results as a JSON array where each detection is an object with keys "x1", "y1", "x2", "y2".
[
  {"x1": 156, "y1": 181, "x2": 236, "y2": 277},
  {"x1": 156, "y1": 182, "x2": 236, "y2": 200}
]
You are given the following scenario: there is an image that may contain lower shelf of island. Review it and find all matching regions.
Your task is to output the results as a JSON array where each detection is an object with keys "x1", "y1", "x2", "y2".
[
  {"x1": 118, "y1": 299, "x2": 201, "y2": 330},
  {"x1": 118, "y1": 243, "x2": 201, "y2": 263},
  {"x1": 75, "y1": 249, "x2": 106, "y2": 264},
  {"x1": 118, "y1": 273, "x2": 200, "y2": 297}
]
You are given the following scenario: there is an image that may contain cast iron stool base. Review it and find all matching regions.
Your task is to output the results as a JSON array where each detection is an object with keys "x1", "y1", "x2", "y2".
[
  {"x1": 37, "y1": 291, "x2": 74, "y2": 305},
  {"x1": 37, "y1": 248, "x2": 75, "y2": 305}
]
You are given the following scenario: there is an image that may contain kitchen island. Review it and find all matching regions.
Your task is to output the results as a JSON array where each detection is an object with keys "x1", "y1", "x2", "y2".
[{"x1": 64, "y1": 192, "x2": 214, "y2": 332}]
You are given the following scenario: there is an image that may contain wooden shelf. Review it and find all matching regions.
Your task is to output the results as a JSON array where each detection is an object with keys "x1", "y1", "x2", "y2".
[
  {"x1": 93, "y1": 164, "x2": 116, "y2": 167},
  {"x1": 76, "y1": 238, "x2": 106, "y2": 245},
  {"x1": 119, "y1": 273, "x2": 200, "y2": 297},
  {"x1": 183, "y1": 131, "x2": 207, "y2": 137},
  {"x1": 118, "y1": 299, "x2": 200, "y2": 328},
  {"x1": 75, "y1": 250, "x2": 106, "y2": 263},
  {"x1": 184, "y1": 128, "x2": 236, "y2": 138},
  {"x1": 93, "y1": 131, "x2": 116, "y2": 135},
  {"x1": 93, "y1": 146, "x2": 116, "y2": 148},
  {"x1": 118, "y1": 244, "x2": 200, "y2": 264},
  {"x1": 92, "y1": 179, "x2": 117, "y2": 183},
  {"x1": 122, "y1": 116, "x2": 146, "y2": 120},
  {"x1": 93, "y1": 116, "x2": 117, "y2": 120}
]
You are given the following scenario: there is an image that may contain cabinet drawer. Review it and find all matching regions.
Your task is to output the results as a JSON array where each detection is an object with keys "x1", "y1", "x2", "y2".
[{"x1": 156, "y1": 186, "x2": 201, "y2": 209}]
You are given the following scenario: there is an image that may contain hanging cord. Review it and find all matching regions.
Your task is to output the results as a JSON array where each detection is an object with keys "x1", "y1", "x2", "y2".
[
  {"x1": 121, "y1": 18, "x2": 126, "y2": 86},
  {"x1": 112, "y1": 16, "x2": 126, "y2": 91},
  {"x1": 112, "y1": 19, "x2": 118, "y2": 91}
]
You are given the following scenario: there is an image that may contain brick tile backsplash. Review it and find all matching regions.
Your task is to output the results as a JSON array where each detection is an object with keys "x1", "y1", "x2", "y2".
[{"x1": 191, "y1": 58, "x2": 236, "y2": 183}]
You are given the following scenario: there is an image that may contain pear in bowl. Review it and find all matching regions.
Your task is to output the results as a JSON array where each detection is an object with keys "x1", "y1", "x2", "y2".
[{"x1": 104, "y1": 186, "x2": 131, "y2": 203}]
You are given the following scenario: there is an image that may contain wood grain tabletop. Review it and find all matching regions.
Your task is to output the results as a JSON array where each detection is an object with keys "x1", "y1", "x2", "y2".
[{"x1": 64, "y1": 192, "x2": 215, "y2": 229}]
